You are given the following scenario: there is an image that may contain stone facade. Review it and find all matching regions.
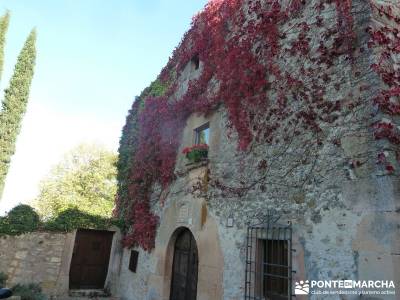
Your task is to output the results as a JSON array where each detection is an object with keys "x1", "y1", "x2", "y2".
[{"x1": 114, "y1": 0, "x2": 400, "y2": 299}]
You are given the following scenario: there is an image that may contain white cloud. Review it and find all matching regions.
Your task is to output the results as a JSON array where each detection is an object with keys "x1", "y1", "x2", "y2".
[{"x1": 0, "y1": 101, "x2": 121, "y2": 214}]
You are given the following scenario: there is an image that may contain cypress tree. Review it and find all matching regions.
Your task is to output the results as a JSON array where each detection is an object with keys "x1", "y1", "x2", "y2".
[
  {"x1": 0, "y1": 29, "x2": 36, "y2": 199},
  {"x1": 0, "y1": 11, "x2": 10, "y2": 81}
]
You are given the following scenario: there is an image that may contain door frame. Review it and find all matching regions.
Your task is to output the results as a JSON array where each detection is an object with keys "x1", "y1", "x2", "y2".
[
  {"x1": 69, "y1": 229, "x2": 115, "y2": 289},
  {"x1": 155, "y1": 202, "x2": 224, "y2": 300},
  {"x1": 53, "y1": 226, "x2": 122, "y2": 296},
  {"x1": 169, "y1": 228, "x2": 199, "y2": 300}
]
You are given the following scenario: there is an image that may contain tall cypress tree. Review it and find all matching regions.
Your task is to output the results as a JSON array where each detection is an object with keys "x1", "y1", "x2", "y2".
[
  {"x1": 0, "y1": 29, "x2": 37, "y2": 199},
  {"x1": 0, "y1": 11, "x2": 10, "y2": 79},
  {"x1": 0, "y1": 11, "x2": 10, "y2": 81}
]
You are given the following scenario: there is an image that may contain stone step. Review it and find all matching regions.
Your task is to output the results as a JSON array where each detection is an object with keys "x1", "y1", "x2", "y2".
[
  {"x1": 55, "y1": 296, "x2": 120, "y2": 300},
  {"x1": 56, "y1": 289, "x2": 119, "y2": 300},
  {"x1": 69, "y1": 289, "x2": 110, "y2": 297}
]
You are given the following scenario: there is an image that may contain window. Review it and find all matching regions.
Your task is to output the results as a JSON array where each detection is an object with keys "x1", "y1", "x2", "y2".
[
  {"x1": 191, "y1": 54, "x2": 200, "y2": 70},
  {"x1": 259, "y1": 240, "x2": 289, "y2": 299},
  {"x1": 245, "y1": 218, "x2": 292, "y2": 300},
  {"x1": 129, "y1": 250, "x2": 139, "y2": 273},
  {"x1": 194, "y1": 123, "x2": 209, "y2": 145}
]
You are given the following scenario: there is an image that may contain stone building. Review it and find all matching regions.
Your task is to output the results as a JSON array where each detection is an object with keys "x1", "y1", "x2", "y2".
[
  {"x1": 0, "y1": 1, "x2": 399, "y2": 300},
  {"x1": 111, "y1": 1, "x2": 400, "y2": 300}
]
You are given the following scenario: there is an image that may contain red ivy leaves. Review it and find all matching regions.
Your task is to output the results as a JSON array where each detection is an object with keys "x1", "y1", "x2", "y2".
[
  {"x1": 117, "y1": 0, "x2": 362, "y2": 250},
  {"x1": 122, "y1": 201, "x2": 158, "y2": 251},
  {"x1": 368, "y1": 2, "x2": 400, "y2": 176},
  {"x1": 373, "y1": 122, "x2": 400, "y2": 145},
  {"x1": 334, "y1": 0, "x2": 356, "y2": 58}
]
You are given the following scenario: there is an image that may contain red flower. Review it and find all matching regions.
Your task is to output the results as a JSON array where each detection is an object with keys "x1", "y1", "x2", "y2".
[
  {"x1": 191, "y1": 143, "x2": 209, "y2": 151},
  {"x1": 386, "y1": 165, "x2": 395, "y2": 173},
  {"x1": 182, "y1": 146, "x2": 192, "y2": 154},
  {"x1": 182, "y1": 144, "x2": 208, "y2": 155}
]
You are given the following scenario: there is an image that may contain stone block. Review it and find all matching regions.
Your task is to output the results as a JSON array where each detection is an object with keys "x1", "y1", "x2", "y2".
[
  {"x1": 341, "y1": 135, "x2": 369, "y2": 157},
  {"x1": 14, "y1": 251, "x2": 27, "y2": 260},
  {"x1": 50, "y1": 257, "x2": 61, "y2": 263}
]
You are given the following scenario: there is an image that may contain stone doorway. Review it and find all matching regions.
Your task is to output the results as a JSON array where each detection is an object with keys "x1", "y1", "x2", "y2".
[
  {"x1": 69, "y1": 229, "x2": 114, "y2": 289},
  {"x1": 169, "y1": 228, "x2": 198, "y2": 300}
]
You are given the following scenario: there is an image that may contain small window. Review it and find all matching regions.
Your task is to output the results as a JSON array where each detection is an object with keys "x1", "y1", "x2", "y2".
[
  {"x1": 191, "y1": 54, "x2": 200, "y2": 70},
  {"x1": 129, "y1": 250, "x2": 139, "y2": 273},
  {"x1": 245, "y1": 219, "x2": 292, "y2": 300},
  {"x1": 194, "y1": 123, "x2": 209, "y2": 145}
]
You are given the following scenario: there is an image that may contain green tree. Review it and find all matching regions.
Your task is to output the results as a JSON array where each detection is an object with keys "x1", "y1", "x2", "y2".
[
  {"x1": 33, "y1": 144, "x2": 118, "y2": 219},
  {"x1": 0, "y1": 28, "x2": 36, "y2": 199},
  {"x1": 0, "y1": 11, "x2": 10, "y2": 80}
]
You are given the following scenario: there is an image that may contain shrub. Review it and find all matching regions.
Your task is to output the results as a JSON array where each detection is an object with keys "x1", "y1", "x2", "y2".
[
  {"x1": 11, "y1": 283, "x2": 47, "y2": 300},
  {"x1": 43, "y1": 208, "x2": 121, "y2": 232},
  {"x1": 0, "y1": 205, "x2": 122, "y2": 236},
  {"x1": 0, "y1": 205, "x2": 40, "y2": 235}
]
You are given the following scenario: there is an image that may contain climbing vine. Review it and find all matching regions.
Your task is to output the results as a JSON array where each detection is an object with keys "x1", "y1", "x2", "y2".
[
  {"x1": 367, "y1": 1, "x2": 400, "y2": 173},
  {"x1": 116, "y1": 0, "x2": 398, "y2": 251}
]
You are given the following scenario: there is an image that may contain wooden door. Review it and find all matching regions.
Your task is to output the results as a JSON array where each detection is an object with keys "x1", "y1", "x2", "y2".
[
  {"x1": 170, "y1": 229, "x2": 198, "y2": 300},
  {"x1": 69, "y1": 229, "x2": 114, "y2": 289}
]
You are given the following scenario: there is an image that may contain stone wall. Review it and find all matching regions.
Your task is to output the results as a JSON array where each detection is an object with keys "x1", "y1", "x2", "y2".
[
  {"x1": 0, "y1": 228, "x2": 122, "y2": 299},
  {"x1": 0, "y1": 232, "x2": 74, "y2": 296},
  {"x1": 114, "y1": 0, "x2": 400, "y2": 299}
]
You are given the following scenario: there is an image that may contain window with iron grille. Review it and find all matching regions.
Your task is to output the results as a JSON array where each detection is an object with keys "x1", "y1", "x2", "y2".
[{"x1": 245, "y1": 214, "x2": 293, "y2": 300}]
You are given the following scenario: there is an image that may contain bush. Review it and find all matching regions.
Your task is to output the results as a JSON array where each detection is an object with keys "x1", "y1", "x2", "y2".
[
  {"x1": 43, "y1": 208, "x2": 118, "y2": 232},
  {"x1": 0, "y1": 205, "x2": 40, "y2": 235},
  {"x1": 11, "y1": 283, "x2": 47, "y2": 300},
  {"x1": 0, "y1": 272, "x2": 7, "y2": 287},
  {"x1": 0, "y1": 205, "x2": 122, "y2": 236}
]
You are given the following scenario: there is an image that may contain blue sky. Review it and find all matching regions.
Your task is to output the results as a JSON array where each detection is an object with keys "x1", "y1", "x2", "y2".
[{"x1": 0, "y1": 0, "x2": 208, "y2": 213}]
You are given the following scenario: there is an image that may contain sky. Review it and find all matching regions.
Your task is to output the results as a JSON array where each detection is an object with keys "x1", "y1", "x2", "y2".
[{"x1": 0, "y1": 0, "x2": 208, "y2": 214}]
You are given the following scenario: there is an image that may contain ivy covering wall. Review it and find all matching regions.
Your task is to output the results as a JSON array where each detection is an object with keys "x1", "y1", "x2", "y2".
[{"x1": 115, "y1": 0, "x2": 400, "y2": 251}]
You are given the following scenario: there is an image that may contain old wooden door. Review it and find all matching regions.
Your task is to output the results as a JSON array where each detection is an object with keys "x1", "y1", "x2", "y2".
[
  {"x1": 69, "y1": 229, "x2": 114, "y2": 289},
  {"x1": 170, "y1": 229, "x2": 198, "y2": 300}
]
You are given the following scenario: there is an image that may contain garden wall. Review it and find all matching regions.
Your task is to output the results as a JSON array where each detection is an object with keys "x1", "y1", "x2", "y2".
[{"x1": 0, "y1": 231, "x2": 75, "y2": 297}]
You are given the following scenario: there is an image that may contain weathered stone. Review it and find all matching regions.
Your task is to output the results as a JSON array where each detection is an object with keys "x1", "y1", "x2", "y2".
[
  {"x1": 14, "y1": 251, "x2": 27, "y2": 260},
  {"x1": 113, "y1": 1, "x2": 400, "y2": 298}
]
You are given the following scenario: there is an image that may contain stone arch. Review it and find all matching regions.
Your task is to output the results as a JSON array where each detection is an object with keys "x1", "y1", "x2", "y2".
[
  {"x1": 161, "y1": 226, "x2": 192, "y2": 298},
  {"x1": 149, "y1": 198, "x2": 223, "y2": 300}
]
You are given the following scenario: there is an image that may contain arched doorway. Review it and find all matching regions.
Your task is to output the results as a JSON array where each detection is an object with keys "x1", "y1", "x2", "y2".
[{"x1": 169, "y1": 228, "x2": 198, "y2": 300}]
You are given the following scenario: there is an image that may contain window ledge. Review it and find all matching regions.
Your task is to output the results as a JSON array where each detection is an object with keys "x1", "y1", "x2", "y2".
[{"x1": 176, "y1": 158, "x2": 209, "y2": 177}]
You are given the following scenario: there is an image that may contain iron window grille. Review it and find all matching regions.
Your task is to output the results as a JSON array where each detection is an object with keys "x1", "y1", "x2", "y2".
[{"x1": 244, "y1": 211, "x2": 294, "y2": 300}]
